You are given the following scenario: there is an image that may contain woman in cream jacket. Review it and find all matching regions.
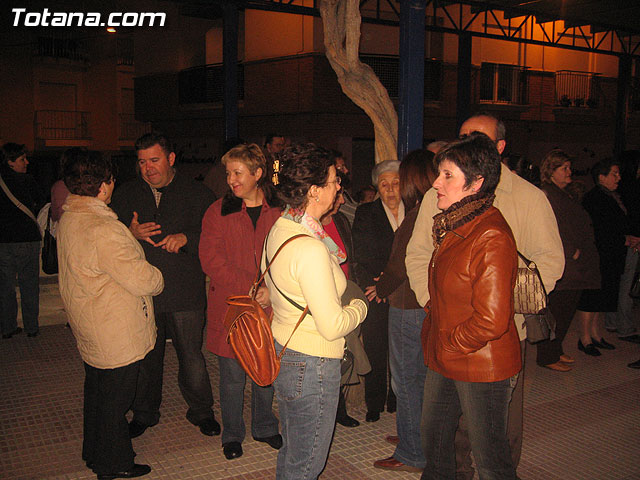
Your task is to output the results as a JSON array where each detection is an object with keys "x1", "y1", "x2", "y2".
[
  {"x1": 262, "y1": 144, "x2": 368, "y2": 480},
  {"x1": 57, "y1": 150, "x2": 163, "y2": 480}
]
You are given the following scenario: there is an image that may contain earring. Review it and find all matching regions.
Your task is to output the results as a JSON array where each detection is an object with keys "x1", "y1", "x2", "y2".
[{"x1": 315, "y1": 197, "x2": 320, "y2": 203}]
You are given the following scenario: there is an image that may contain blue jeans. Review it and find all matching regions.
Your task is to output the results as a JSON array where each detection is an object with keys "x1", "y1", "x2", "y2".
[
  {"x1": 274, "y1": 342, "x2": 340, "y2": 480},
  {"x1": 421, "y1": 368, "x2": 517, "y2": 480},
  {"x1": 0, "y1": 242, "x2": 40, "y2": 335},
  {"x1": 388, "y1": 307, "x2": 427, "y2": 468},
  {"x1": 605, "y1": 248, "x2": 638, "y2": 337},
  {"x1": 218, "y1": 355, "x2": 279, "y2": 444},
  {"x1": 132, "y1": 310, "x2": 214, "y2": 426}
]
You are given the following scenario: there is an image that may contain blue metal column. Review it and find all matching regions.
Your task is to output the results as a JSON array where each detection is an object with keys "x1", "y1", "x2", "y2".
[
  {"x1": 456, "y1": 33, "x2": 472, "y2": 133},
  {"x1": 398, "y1": 0, "x2": 426, "y2": 161},
  {"x1": 223, "y1": 1, "x2": 239, "y2": 141},
  {"x1": 614, "y1": 55, "x2": 631, "y2": 156}
]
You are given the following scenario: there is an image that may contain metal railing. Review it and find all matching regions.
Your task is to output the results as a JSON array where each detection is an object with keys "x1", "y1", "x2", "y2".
[
  {"x1": 480, "y1": 63, "x2": 529, "y2": 105},
  {"x1": 35, "y1": 110, "x2": 90, "y2": 140},
  {"x1": 360, "y1": 54, "x2": 442, "y2": 101},
  {"x1": 35, "y1": 36, "x2": 88, "y2": 63},
  {"x1": 178, "y1": 64, "x2": 245, "y2": 104},
  {"x1": 555, "y1": 70, "x2": 600, "y2": 107},
  {"x1": 119, "y1": 114, "x2": 151, "y2": 140}
]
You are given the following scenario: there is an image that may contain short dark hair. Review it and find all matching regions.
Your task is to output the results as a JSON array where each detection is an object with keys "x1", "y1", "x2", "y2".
[
  {"x1": 277, "y1": 144, "x2": 335, "y2": 210},
  {"x1": 264, "y1": 133, "x2": 284, "y2": 148},
  {"x1": 2, "y1": 142, "x2": 26, "y2": 166},
  {"x1": 400, "y1": 149, "x2": 435, "y2": 209},
  {"x1": 435, "y1": 133, "x2": 502, "y2": 195},
  {"x1": 135, "y1": 131, "x2": 173, "y2": 157},
  {"x1": 63, "y1": 150, "x2": 113, "y2": 197},
  {"x1": 590, "y1": 157, "x2": 619, "y2": 185}
]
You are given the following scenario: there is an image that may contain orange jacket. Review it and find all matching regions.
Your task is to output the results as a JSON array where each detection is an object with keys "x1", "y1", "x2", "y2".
[{"x1": 423, "y1": 206, "x2": 521, "y2": 383}]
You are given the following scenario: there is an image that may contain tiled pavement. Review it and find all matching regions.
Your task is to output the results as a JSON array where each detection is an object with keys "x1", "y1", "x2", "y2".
[{"x1": 1, "y1": 279, "x2": 639, "y2": 479}]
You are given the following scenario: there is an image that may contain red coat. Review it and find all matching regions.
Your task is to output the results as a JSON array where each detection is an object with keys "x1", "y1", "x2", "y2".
[
  {"x1": 199, "y1": 193, "x2": 281, "y2": 357},
  {"x1": 424, "y1": 206, "x2": 521, "y2": 383}
]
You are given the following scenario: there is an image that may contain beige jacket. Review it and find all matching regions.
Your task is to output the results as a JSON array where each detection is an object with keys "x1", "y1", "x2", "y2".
[
  {"x1": 262, "y1": 217, "x2": 368, "y2": 359},
  {"x1": 58, "y1": 195, "x2": 164, "y2": 369},
  {"x1": 406, "y1": 164, "x2": 564, "y2": 340}
]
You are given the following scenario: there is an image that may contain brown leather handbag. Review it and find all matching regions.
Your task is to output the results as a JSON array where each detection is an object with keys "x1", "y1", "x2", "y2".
[{"x1": 223, "y1": 234, "x2": 308, "y2": 387}]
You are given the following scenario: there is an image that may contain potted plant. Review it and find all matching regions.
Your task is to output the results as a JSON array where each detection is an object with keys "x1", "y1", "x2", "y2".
[
  {"x1": 574, "y1": 97, "x2": 584, "y2": 108},
  {"x1": 560, "y1": 95, "x2": 571, "y2": 107}
]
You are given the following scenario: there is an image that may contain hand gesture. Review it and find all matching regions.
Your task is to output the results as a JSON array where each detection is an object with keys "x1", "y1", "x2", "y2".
[
  {"x1": 129, "y1": 211, "x2": 161, "y2": 246},
  {"x1": 255, "y1": 286, "x2": 271, "y2": 308},
  {"x1": 156, "y1": 233, "x2": 187, "y2": 253}
]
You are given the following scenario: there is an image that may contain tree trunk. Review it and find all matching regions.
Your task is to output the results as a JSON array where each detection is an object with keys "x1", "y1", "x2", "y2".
[{"x1": 318, "y1": 0, "x2": 398, "y2": 163}]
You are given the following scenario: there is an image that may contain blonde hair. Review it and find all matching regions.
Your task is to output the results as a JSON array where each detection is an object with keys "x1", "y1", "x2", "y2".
[
  {"x1": 222, "y1": 143, "x2": 267, "y2": 177},
  {"x1": 540, "y1": 149, "x2": 570, "y2": 184}
]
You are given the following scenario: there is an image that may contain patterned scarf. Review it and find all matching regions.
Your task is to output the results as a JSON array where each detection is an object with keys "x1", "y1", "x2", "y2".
[
  {"x1": 432, "y1": 193, "x2": 496, "y2": 248},
  {"x1": 281, "y1": 205, "x2": 347, "y2": 263}
]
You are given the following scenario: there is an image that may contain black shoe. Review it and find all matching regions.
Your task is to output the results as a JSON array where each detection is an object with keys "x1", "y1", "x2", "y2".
[
  {"x1": 196, "y1": 417, "x2": 221, "y2": 436},
  {"x1": 591, "y1": 337, "x2": 615, "y2": 350},
  {"x1": 96, "y1": 463, "x2": 151, "y2": 480},
  {"x1": 366, "y1": 411, "x2": 380, "y2": 422},
  {"x1": 27, "y1": 331, "x2": 39, "y2": 338},
  {"x1": 128, "y1": 420, "x2": 155, "y2": 439},
  {"x1": 223, "y1": 441, "x2": 243, "y2": 460},
  {"x1": 2, "y1": 327, "x2": 23, "y2": 339},
  {"x1": 336, "y1": 414, "x2": 360, "y2": 428},
  {"x1": 253, "y1": 433, "x2": 283, "y2": 450},
  {"x1": 628, "y1": 359, "x2": 640, "y2": 369},
  {"x1": 578, "y1": 339, "x2": 601, "y2": 356},
  {"x1": 618, "y1": 334, "x2": 640, "y2": 344}
]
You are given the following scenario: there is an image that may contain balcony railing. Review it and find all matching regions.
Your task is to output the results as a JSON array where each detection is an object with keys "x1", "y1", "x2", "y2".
[
  {"x1": 119, "y1": 114, "x2": 151, "y2": 140},
  {"x1": 360, "y1": 55, "x2": 442, "y2": 101},
  {"x1": 35, "y1": 110, "x2": 90, "y2": 140},
  {"x1": 555, "y1": 70, "x2": 600, "y2": 108},
  {"x1": 480, "y1": 63, "x2": 529, "y2": 105},
  {"x1": 35, "y1": 36, "x2": 88, "y2": 63},
  {"x1": 178, "y1": 64, "x2": 245, "y2": 104}
]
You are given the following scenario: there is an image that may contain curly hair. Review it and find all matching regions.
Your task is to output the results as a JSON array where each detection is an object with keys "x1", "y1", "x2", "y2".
[
  {"x1": 435, "y1": 132, "x2": 502, "y2": 195},
  {"x1": 277, "y1": 144, "x2": 335, "y2": 210},
  {"x1": 63, "y1": 150, "x2": 113, "y2": 197},
  {"x1": 540, "y1": 149, "x2": 570, "y2": 184}
]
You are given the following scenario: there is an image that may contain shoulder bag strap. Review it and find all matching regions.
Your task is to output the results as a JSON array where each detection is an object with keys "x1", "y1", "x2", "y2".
[{"x1": 0, "y1": 173, "x2": 38, "y2": 224}]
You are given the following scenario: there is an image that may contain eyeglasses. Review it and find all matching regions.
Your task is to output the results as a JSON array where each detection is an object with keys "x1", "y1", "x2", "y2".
[{"x1": 325, "y1": 177, "x2": 342, "y2": 186}]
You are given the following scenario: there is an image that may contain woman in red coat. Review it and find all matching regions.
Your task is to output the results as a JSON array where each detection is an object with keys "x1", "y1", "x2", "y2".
[{"x1": 199, "y1": 143, "x2": 282, "y2": 461}]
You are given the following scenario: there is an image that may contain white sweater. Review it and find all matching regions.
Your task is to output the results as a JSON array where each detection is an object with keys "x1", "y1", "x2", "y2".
[{"x1": 262, "y1": 217, "x2": 367, "y2": 359}]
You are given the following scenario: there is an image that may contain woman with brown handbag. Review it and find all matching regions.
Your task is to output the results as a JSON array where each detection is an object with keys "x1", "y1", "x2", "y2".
[{"x1": 199, "y1": 143, "x2": 283, "y2": 461}]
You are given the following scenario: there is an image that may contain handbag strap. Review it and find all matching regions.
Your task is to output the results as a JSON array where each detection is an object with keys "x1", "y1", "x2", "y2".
[
  {"x1": 516, "y1": 250, "x2": 549, "y2": 298},
  {"x1": 257, "y1": 232, "x2": 311, "y2": 361},
  {"x1": 0, "y1": 173, "x2": 38, "y2": 224}
]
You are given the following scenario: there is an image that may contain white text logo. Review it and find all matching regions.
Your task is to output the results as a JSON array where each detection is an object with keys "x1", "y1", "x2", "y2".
[{"x1": 12, "y1": 8, "x2": 166, "y2": 27}]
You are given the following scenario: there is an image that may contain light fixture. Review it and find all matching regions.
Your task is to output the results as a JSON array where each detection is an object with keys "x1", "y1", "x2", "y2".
[{"x1": 106, "y1": 27, "x2": 116, "y2": 33}]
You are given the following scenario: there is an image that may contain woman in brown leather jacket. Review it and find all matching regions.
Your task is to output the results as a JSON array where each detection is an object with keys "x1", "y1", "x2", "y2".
[{"x1": 420, "y1": 133, "x2": 521, "y2": 480}]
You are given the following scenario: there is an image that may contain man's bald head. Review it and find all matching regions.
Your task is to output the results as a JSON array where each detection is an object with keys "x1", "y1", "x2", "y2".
[{"x1": 459, "y1": 114, "x2": 506, "y2": 155}]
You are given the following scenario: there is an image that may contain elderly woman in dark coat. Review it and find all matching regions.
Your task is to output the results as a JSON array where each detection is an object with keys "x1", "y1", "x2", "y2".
[
  {"x1": 352, "y1": 160, "x2": 403, "y2": 422},
  {"x1": 536, "y1": 150, "x2": 600, "y2": 370},
  {"x1": 579, "y1": 158, "x2": 640, "y2": 355}
]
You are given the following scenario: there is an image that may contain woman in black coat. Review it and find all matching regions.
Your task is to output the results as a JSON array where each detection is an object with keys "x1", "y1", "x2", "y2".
[
  {"x1": 579, "y1": 158, "x2": 640, "y2": 356},
  {"x1": 352, "y1": 160, "x2": 402, "y2": 422}
]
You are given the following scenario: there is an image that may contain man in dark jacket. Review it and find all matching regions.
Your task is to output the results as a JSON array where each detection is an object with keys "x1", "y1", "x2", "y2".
[
  {"x1": 110, "y1": 132, "x2": 219, "y2": 438},
  {"x1": 0, "y1": 143, "x2": 44, "y2": 339}
]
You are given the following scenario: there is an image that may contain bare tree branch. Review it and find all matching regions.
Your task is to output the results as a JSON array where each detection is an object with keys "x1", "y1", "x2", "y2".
[{"x1": 319, "y1": 0, "x2": 398, "y2": 163}]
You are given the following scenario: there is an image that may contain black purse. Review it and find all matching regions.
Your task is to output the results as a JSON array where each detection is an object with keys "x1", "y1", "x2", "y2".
[
  {"x1": 523, "y1": 308, "x2": 556, "y2": 344},
  {"x1": 41, "y1": 207, "x2": 58, "y2": 275}
]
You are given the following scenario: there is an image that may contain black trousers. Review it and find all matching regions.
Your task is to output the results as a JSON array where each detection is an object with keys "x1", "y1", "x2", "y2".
[
  {"x1": 361, "y1": 301, "x2": 396, "y2": 413},
  {"x1": 536, "y1": 289, "x2": 580, "y2": 366},
  {"x1": 131, "y1": 310, "x2": 214, "y2": 426},
  {"x1": 83, "y1": 360, "x2": 139, "y2": 475}
]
